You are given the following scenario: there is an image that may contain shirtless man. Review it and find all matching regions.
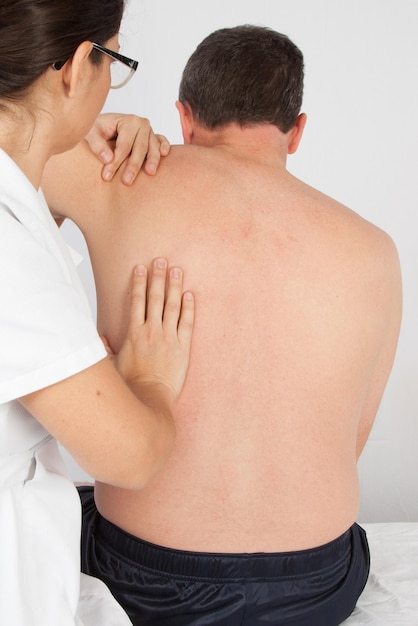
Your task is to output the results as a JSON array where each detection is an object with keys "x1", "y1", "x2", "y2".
[{"x1": 43, "y1": 25, "x2": 402, "y2": 626}]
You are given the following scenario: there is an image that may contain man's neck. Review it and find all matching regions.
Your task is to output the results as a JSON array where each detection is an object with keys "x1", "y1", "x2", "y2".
[{"x1": 190, "y1": 123, "x2": 290, "y2": 167}]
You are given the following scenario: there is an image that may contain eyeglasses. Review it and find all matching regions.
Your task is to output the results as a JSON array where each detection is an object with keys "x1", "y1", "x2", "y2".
[
  {"x1": 52, "y1": 42, "x2": 138, "y2": 90},
  {"x1": 91, "y1": 43, "x2": 138, "y2": 89}
]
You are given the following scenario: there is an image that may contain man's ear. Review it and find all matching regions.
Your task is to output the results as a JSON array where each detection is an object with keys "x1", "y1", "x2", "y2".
[
  {"x1": 175, "y1": 100, "x2": 195, "y2": 144},
  {"x1": 287, "y1": 113, "x2": 307, "y2": 154},
  {"x1": 61, "y1": 41, "x2": 94, "y2": 98}
]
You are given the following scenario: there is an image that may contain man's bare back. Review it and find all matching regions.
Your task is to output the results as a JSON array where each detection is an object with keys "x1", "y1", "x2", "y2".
[{"x1": 44, "y1": 126, "x2": 401, "y2": 553}]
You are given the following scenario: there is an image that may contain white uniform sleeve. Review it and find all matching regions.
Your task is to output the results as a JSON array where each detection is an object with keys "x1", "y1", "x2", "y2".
[{"x1": 0, "y1": 206, "x2": 106, "y2": 404}]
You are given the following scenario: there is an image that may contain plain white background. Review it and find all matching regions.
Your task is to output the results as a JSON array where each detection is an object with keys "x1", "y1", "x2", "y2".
[{"x1": 62, "y1": 0, "x2": 418, "y2": 522}]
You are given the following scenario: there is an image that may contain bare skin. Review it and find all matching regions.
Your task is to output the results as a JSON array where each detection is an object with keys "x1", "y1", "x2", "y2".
[{"x1": 43, "y1": 114, "x2": 402, "y2": 553}]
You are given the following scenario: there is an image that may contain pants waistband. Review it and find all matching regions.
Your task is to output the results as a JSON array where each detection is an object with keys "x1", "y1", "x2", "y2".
[{"x1": 94, "y1": 512, "x2": 355, "y2": 581}]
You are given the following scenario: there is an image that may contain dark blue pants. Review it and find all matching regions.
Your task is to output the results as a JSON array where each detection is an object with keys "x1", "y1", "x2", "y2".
[{"x1": 79, "y1": 487, "x2": 369, "y2": 625}]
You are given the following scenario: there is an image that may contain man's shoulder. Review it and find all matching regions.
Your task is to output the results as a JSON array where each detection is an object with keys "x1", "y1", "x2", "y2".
[
  {"x1": 296, "y1": 180, "x2": 400, "y2": 280},
  {"x1": 334, "y1": 199, "x2": 400, "y2": 289},
  {"x1": 132, "y1": 144, "x2": 223, "y2": 193},
  {"x1": 306, "y1": 182, "x2": 397, "y2": 251},
  {"x1": 156, "y1": 144, "x2": 216, "y2": 172}
]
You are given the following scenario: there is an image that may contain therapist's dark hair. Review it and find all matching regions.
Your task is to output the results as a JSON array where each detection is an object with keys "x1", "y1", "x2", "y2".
[
  {"x1": 0, "y1": 0, "x2": 125, "y2": 103},
  {"x1": 178, "y1": 24, "x2": 304, "y2": 134}
]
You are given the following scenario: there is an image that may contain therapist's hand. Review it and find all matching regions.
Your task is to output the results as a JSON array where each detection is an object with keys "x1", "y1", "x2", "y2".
[
  {"x1": 85, "y1": 113, "x2": 170, "y2": 185},
  {"x1": 116, "y1": 259, "x2": 195, "y2": 406}
]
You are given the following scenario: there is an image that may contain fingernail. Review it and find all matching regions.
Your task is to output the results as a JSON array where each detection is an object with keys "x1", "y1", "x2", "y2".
[
  {"x1": 184, "y1": 292, "x2": 194, "y2": 300},
  {"x1": 135, "y1": 265, "x2": 146, "y2": 275},
  {"x1": 103, "y1": 170, "x2": 113, "y2": 181},
  {"x1": 100, "y1": 150, "x2": 112, "y2": 164},
  {"x1": 155, "y1": 258, "x2": 166, "y2": 269},
  {"x1": 146, "y1": 163, "x2": 156, "y2": 175},
  {"x1": 171, "y1": 267, "x2": 182, "y2": 279},
  {"x1": 123, "y1": 172, "x2": 134, "y2": 185}
]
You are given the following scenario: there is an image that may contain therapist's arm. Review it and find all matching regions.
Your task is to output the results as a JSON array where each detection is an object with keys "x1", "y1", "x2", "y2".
[{"x1": 20, "y1": 261, "x2": 194, "y2": 489}]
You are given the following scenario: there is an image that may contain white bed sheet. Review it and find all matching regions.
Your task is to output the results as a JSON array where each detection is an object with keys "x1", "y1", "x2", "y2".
[{"x1": 343, "y1": 523, "x2": 418, "y2": 625}]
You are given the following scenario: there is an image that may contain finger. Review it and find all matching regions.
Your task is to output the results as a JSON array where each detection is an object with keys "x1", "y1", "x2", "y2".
[
  {"x1": 83, "y1": 133, "x2": 114, "y2": 167},
  {"x1": 156, "y1": 134, "x2": 171, "y2": 157},
  {"x1": 162, "y1": 267, "x2": 184, "y2": 332},
  {"x1": 116, "y1": 132, "x2": 147, "y2": 185},
  {"x1": 142, "y1": 132, "x2": 170, "y2": 176},
  {"x1": 127, "y1": 265, "x2": 148, "y2": 331},
  {"x1": 146, "y1": 258, "x2": 168, "y2": 324},
  {"x1": 84, "y1": 115, "x2": 118, "y2": 166},
  {"x1": 177, "y1": 292, "x2": 195, "y2": 348},
  {"x1": 89, "y1": 113, "x2": 119, "y2": 141},
  {"x1": 118, "y1": 118, "x2": 151, "y2": 185},
  {"x1": 102, "y1": 117, "x2": 151, "y2": 185}
]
